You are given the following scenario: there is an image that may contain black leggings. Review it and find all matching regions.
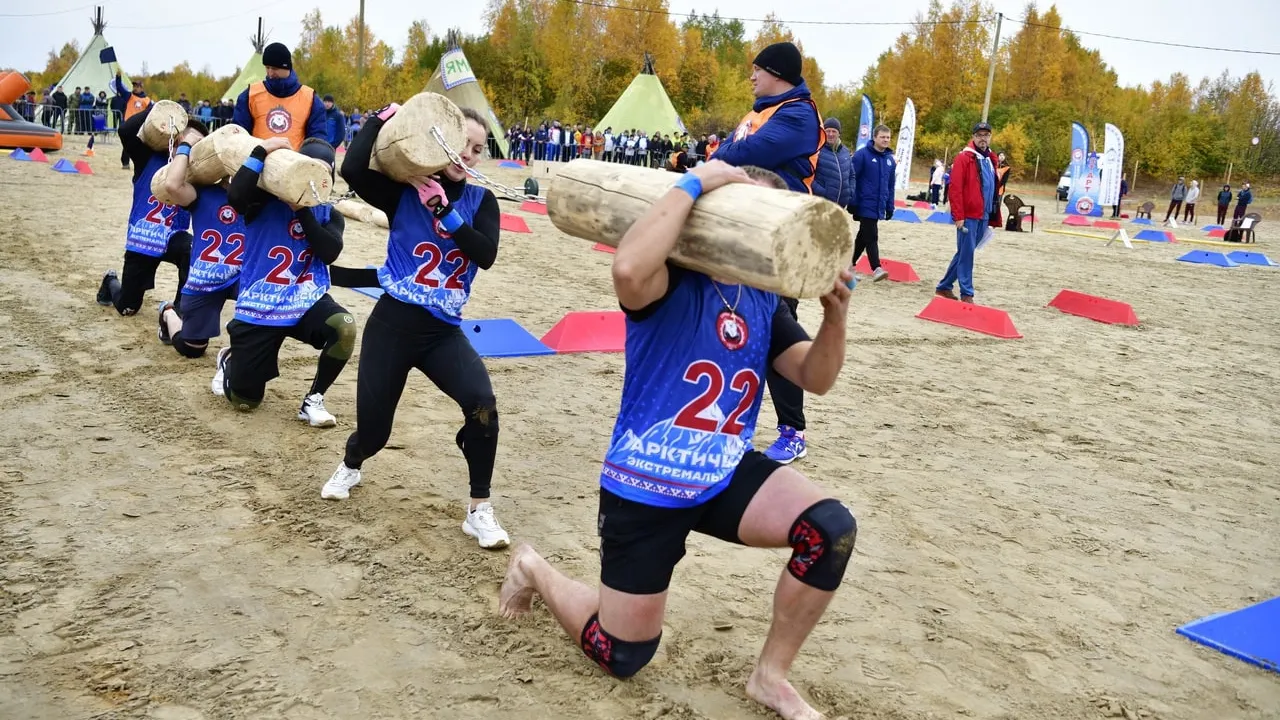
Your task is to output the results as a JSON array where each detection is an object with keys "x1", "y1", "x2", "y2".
[
  {"x1": 766, "y1": 296, "x2": 805, "y2": 431},
  {"x1": 343, "y1": 296, "x2": 499, "y2": 499},
  {"x1": 852, "y1": 217, "x2": 881, "y2": 270}
]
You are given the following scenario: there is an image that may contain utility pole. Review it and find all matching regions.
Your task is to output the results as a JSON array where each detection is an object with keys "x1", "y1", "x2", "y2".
[
  {"x1": 981, "y1": 12, "x2": 1003, "y2": 123},
  {"x1": 357, "y1": 0, "x2": 366, "y2": 82}
]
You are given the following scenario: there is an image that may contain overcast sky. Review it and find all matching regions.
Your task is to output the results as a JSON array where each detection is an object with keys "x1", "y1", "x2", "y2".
[{"x1": 3, "y1": 0, "x2": 1276, "y2": 91}]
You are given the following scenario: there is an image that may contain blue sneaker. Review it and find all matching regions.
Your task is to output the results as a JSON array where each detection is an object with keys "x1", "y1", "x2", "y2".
[{"x1": 763, "y1": 425, "x2": 807, "y2": 464}]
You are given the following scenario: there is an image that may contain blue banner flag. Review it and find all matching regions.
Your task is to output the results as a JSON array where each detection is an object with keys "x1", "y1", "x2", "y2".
[
  {"x1": 1066, "y1": 121, "x2": 1103, "y2": 216},
  {"x1": 856, "y1": 94, "x2": 874, "y2": 152},
  {"x1": 99, "y1": 47, "x2": 117, "y2": 64}
]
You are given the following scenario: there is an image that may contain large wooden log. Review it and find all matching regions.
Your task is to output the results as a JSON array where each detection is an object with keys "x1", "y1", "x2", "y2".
[
  {"x1": 546, "y1": 159, "x2": 853, "y2": 298},
  {"x1": 187, "y1": 123, "x2": 248, "y2": 185},
  {"x1": 334, "y1": 199, "x2": 388, "y2": 229},
  {"x1": 138, "y1": 100, "x2": 189, "y2": 152},
  {"x1": 149, "y1": 165, "x2": 181, "y2": 206},
  {"x1": 214, "y1": 130, "x2": 333, "y2": 207},
  {"x1": 370, "y1": 92, "x2": 468, "y2": 182}
]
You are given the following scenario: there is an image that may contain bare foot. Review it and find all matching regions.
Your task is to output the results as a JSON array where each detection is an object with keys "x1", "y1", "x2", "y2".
[
  {"x1": 746, "y1": 667, "x2": 825, "y2": 720},
  {"x1": 498, "y1": 543, "x2": 539, "y2": 619}
]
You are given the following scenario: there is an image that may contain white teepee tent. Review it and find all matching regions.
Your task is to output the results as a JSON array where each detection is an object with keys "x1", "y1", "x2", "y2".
[
  {"x1": 57, "y1": 7, "x2": 129, "y2": 94},
  {"x1": 222, "y1": 18, "x2": 267, "y2": 102},
  {"x1": 424, "y1": 30, "x2": 508, "y2": 158}
]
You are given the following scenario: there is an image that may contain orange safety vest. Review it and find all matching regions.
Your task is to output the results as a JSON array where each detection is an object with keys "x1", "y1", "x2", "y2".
[
  {"x1": 247, "y1": 81, "x2": 315, "y2": 150},
  {"x1": 706, "y1": 137, "x2": 719, "y2": 157},
  {"x1": 995, "y1": 165, "x2": 1009, "y2": 196},
  {"x1": 729, "y1": 97, "x2": 824, "y2": 192},
  {"x1": 123, "y1": 94, "x2": 152, "y2": 122}
]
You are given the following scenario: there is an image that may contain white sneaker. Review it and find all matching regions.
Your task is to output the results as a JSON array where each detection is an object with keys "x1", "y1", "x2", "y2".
[
  {"x1": 298, "y1": 393, "x2": 336, "y2": 428},
  {"x1": 872, "y1": 267, "x2": 891, "y2": 282},
  {"x1": 321, "y1": 462, "x2": 362, "y2": 500},
  {"x1": 462, "y1": 502, "x2": 510, "y2": 549},
  {"x1": 211, "y1": 347, "x2": 229, "y2": 397}
]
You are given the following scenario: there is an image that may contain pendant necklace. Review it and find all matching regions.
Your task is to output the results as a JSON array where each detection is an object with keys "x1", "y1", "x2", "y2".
[{"x1": 711, "y1": 279, "x2": 742, "y2": 316}]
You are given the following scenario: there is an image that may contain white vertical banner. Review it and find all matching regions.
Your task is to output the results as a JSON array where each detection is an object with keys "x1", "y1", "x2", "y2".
[
  {"x1": 894, "y1": 98, "x2": 916, "y2": 191},
  {"x1": 1100, "y1": 123, "x2": 1125, "y2": 205}
]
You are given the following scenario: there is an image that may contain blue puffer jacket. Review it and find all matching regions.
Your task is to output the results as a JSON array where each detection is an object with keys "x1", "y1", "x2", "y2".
[
  {"x1": 813, "y1": 141, "x2": 855, "y2": 210},
  {"x1": 713, "y1": 82, "x2": 823, "y2": 194},
  {"x1": 324, "y1": 107, "x2": 346, "y2": 148},
  {"x1": 852, "y1": 144, "x2": 897, "y2": 220}
]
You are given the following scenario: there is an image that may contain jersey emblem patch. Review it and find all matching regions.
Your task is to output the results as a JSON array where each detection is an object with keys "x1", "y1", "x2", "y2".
[
  {"x1": 717, "y1": 310, "x2": 748, "y2": 351},
  {"x1": 266, "y1": 105, "x2": 293, "y2": 135}
]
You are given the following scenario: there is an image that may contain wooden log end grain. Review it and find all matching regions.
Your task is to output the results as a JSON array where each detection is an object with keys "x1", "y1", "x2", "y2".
[
  {"x1": 138, "y1": 100, "x2": 190, "y2": 152},
  {"x1": 369, "y1": 92, "x2": 468, "y2": 182}
]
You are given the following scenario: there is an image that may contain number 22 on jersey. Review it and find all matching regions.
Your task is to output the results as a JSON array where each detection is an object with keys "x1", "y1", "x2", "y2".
[
  {"x1": 413, "y1": 241, "x2": 470, "y2": 289},
  {"x1": 672, "y1": 360, "x2": 760, "y2": 436},
  {"x1": 143, "y1": 195, "x2": 176, "y2": 227},
  {"x1": 264, "y1": 246, "x2": 315, "y2": 286},
  {"x1": 198, "y1": 229, "x2": 245, "y2": 266}
]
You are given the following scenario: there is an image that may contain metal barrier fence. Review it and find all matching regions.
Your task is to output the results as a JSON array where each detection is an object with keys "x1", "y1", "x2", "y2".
[{"x1": 9, "y1": 102, "x2": 234, "y2": 143}]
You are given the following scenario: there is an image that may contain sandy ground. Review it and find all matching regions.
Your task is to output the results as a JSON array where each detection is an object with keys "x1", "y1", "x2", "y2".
[{"x1": 1, "y1": 139, "x2": 1278, "y2": 720}]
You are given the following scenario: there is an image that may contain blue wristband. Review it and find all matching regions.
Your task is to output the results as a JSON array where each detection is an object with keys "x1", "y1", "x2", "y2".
[
  {"x1": 439, "y1": 209, "x2": 464, "y2": 233},
  {"x1": 673, "y1": 173, "x2": 703, "y2": 202},
  {"x1": 243, "y1": 157, "x2": 264, "y2": 174},
  {"x1": 175, "y1": 143, "x2": 192, "y2": 157}
]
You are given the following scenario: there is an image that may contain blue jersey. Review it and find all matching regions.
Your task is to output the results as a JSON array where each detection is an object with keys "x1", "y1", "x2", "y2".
[
  {"x1": 126, "y1": 155, "x2": 192, "y2": 257},
  {"x1": 233, "y1": 202, "x2": 332, "y2": 327},
  {"x1": 377, "y1": 184, "x2": 486, "y2": 325},
  {"x1": 601, "y1": 272, "x2": 778, "y2": 508},
  {"x1": 183, "y1": 186, "x2": 245, "y2": 295}
]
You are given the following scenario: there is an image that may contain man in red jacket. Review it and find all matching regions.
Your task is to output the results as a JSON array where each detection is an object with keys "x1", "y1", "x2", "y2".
[{"x1": 936, "y1": 122, "x2": 1000, "y2": 304}]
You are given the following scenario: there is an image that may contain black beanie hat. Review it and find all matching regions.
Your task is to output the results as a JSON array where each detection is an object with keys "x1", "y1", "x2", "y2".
[
  {"x1": 299, "y1": 138, "x2": 337, "y2": 179},
  {"x1": 262, "y1": 42, "x2": 293, "y2": 71},
  {"x1": 753, "y1": 42, "x2": 803, "y2": 87}
]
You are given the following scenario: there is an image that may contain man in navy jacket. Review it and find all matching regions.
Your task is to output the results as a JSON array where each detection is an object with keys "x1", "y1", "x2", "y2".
[
  {"x1": 850, "y1": 124, "x2": 897, "y2": 281},
  {"x1": 711, "y1": 41, "x2": 826, "y2": 466},
  {"x1": 812, "y1": 118, "x2": 855, "y2": 212}
]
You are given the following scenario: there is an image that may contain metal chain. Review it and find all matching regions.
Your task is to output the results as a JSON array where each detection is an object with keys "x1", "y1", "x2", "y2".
[
  {"x1": 166, "y1": 115, "x2": 178, "y2": 161},
  {"x1": 430, "y1": 126, "x2": 546, "y2": 204}
]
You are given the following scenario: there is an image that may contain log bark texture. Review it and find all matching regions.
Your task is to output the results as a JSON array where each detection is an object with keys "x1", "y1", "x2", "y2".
[
  {"x1": 186, "y1": 124, "x2": 247, "y2": 185},
  {"x1": 334, "y1": 199, "x2": 388, "y2": 228},
  {"x1": 138, "y1": 100, "x2": 189, "y2": 152},
  {"x1": 546, "y1": 159, "x2": 852, "y2": 298},
  {"x1": 369, "y1": 92, "x2": 467, "y2": 182},
  {"x1": 215, "y1": 130, "x2": 333, "y2": 207}
]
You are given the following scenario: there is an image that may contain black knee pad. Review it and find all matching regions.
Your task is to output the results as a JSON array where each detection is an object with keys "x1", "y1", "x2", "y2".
[
  {"x1": 787, "y1": 498, "x2": 857, "y2": 591},
  {"x1": 225, "y1": 384, "x2": 264, "y2": 411},
  {"x1": 171, "y1": 332, "x2": 208, "y2": 359},
  {"x1": 580, "y1": 614, "x2": 660, "y2": 679},
  {"x1": 455, "y1": 403, "x2": 499, "y2": 450}
]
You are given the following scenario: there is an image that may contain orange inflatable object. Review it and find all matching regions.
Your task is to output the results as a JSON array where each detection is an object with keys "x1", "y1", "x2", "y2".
[{"x1": 0, "y1": 72, "x2": 64, "y2": 151}]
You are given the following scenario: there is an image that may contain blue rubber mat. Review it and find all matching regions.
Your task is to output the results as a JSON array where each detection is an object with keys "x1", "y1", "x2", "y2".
[
  {"x1": 1177, "y1": 597, "x2": 1280, "y2": 673},
  {"x1": 461, "y1": 318, "x2": 555, "y2": 357},
  {"x1": 350, "y1": 286, "x2": 384, "y2": 299}
]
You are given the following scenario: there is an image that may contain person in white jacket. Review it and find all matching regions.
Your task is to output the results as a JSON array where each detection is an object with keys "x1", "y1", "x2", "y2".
[
  {"x1": 1182, "y1": 180, "x2": 1201, "y2": 224},
  {"x1": 929, "y1": 159, "x2": 945, "y2": 204}
]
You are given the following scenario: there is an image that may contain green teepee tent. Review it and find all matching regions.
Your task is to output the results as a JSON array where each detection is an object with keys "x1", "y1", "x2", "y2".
[
  {"x1": 425, "y1": 30, "x2": 509, "y2": 158},
  {"x1": 596, "y1": 54, "x2": 686, "y2": 138},
  {"x1": 221, "y1": 19, "x2": 267, "y2": 102},
  {"x1": 57, "y1": 7, "x2": 130, "y2": 94}
]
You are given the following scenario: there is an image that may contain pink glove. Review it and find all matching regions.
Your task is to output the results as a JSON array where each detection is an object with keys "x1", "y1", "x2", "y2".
[
  {"x1": 409, "y1": 177, "x2": 447, "y2": 210},
  {"x1": 375, "y1": 103, "x2": 401, "y2": 121}
]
